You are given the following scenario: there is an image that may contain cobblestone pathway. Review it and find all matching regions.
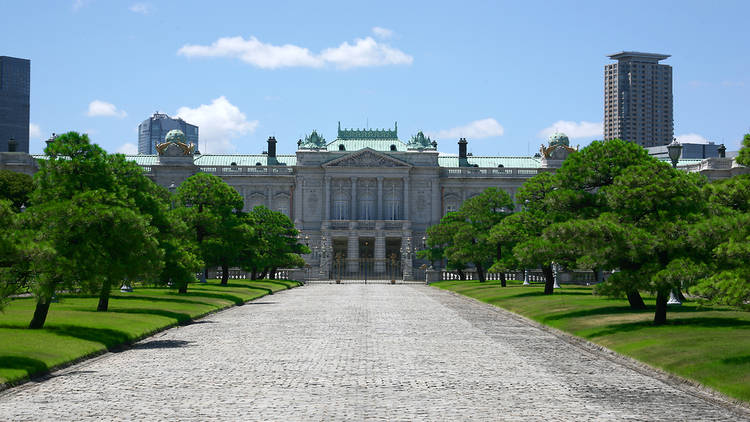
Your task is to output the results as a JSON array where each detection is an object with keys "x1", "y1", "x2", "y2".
[{"x1": 0, "y1": 285, "x2": 746, "y2": 421}]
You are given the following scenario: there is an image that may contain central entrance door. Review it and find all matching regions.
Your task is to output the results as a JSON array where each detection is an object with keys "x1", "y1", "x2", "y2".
[{"x1": 331, "y1": 237, "x2": 402, "y2": 282}]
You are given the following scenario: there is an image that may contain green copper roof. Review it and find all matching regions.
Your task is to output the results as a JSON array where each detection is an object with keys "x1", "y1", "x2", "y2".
[
  {"x1": 327, "y1": 139, "x2": 408, "y2": 152},
  {"x1": 195, "y1": 154, "x2": 297, "y2": 166},
  {"x1": 438, "y1": 156, "x2": 542, "y2": 168},
  {"x1": 337, "y1": 121, "x2": 398, "y2": 140}
]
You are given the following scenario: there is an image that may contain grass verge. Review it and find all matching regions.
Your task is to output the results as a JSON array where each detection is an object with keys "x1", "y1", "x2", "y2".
[
  {"x1": 0, "y1": 279, "x2": 299, "y2": 387},
  {"x1": 433, "y1": 279, "x2": 750, "y2": 403}
]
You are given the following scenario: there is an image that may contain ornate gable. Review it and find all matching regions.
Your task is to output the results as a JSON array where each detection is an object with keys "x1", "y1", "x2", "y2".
[{"x1": 323, "y1": 148, "x2": 410, "y2": 168}]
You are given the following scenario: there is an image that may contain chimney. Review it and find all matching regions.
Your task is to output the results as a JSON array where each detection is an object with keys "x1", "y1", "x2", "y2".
[
  {"x1": 458, "y1": 138, "x2": 467, "y2": 159},
  {"x1": 267, "y1": 136, "x2": 277, "y2": 158}
]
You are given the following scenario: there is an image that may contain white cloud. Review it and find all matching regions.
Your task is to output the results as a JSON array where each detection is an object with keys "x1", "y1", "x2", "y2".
[
  {"x1": 538, "y1": 120, "x2": 603, "y2": 139},
  {"x1": 29, "y1": 123, "x2": 41, "y2": 139},
  {"x1": 676, "y1": 133, "x2": 710, "y2": 144},
  {"x1": 372, "y1": 27, "x2": 394, "y2": 39},
  {"x1": 428, "y1": 118, "x2": 505, "y2": 140},
  {"x1": 129, "y1": 3, "x2": 152, "y2": 14},
  {"x1": 177, "y1": 35, "x2": 413, "y2": 70},
  {"x1": 87, "y1": 100, "x2": 127, "y2": 118},
  {"x1": 321, "y1": 37, "x2": 413, "y2": 69},
  {"x1": 175, "y1": 96, "x2": 258, "y2": 153},
  {"x1": 116, "y1": 142, "x2": 138, "y2": 154}
]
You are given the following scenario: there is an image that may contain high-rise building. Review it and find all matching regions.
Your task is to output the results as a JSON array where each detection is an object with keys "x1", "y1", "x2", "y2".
[
  {"x1": 138, "y1": 112, "x2": 198, "y2": 154},
  {"x1": 604, "y1": 52, "x2": 673, "y2": 147},
  {"x1": 0, "y1": 56, "x2": 30, "y2": 153}
]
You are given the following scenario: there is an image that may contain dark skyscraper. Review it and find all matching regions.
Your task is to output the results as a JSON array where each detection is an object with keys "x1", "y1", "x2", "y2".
[
  {"x1": 0, "y1": 56, "x2": 30, "y2": 153},
  {"x1": 138, "y1": 112, "x2": 199, "y2": 154}
]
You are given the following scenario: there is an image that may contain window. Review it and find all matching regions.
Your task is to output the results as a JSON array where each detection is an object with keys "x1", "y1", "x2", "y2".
[{"x1": 384, "y1": 183, "x2": 400, "y2": 220}]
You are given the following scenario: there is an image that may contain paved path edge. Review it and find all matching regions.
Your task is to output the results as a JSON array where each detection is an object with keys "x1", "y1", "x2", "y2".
[
  {"x1": 0, "y1": 283, "x2": 300, "y2": 395},
  {"x1": 435, "y1": 286, "x2": 750, "y2": 418}
]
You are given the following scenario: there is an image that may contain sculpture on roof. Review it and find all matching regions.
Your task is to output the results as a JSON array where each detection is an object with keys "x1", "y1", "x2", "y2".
[
  {"x1": 156, "y1": 129, "x2": 195, "y2": 156},
  {"x1": 299, "y1": 130, "x2": 327, "y2": 150},
  {"x1": 540, "y1": 132, "x2": 578, "y2": 165},
  {"x1": 407, "y1": 131, "x2": 437, "y2": 150}
]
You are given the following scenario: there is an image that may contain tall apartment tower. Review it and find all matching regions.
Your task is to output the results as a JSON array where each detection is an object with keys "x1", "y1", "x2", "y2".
[
  {"x1": 138, "y1": 112, "x2": 199, "y2": 154},
  {"x1": 0, "y1": 56, "x2": 30, "y2": 153},
  {"x1": 604, "y1": 52, "x2": 673, "y2": 147}
]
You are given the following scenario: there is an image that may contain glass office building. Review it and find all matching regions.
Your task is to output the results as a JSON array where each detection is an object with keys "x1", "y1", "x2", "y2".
[{"x1": 0, "y1": 56, "x2": 30, "y2": 153}]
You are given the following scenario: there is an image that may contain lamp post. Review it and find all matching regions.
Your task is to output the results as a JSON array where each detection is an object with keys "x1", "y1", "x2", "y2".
[
  {"x1": 667, "y1": 139, "x2": 683, "y2": 168},
  {"x1": 168, "y1": 182, "x2": 176, "y2": 210}
]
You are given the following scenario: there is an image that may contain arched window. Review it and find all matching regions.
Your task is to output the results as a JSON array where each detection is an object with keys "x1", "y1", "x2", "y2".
[
  {"x1": 444, "y1": 194, "x2": 459, "y2": 215},
  {"x1": 339, "y1": 144, "x2": 345, "y2": 151},
  {"x1": 390, "y1": 144, "x2": 397, "y2": 151}
]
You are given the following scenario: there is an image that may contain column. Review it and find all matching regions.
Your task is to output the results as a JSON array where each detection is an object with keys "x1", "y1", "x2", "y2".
[
  {"x1": 374, "y1": 233, "x2": 385, "y2": 273},
  {"x1": 377, "y1": 177, "x2": 383, "y2": 220},
  {"x1": 402, "y1": 176, "x2": 409, "y2": 221},
  {"x1": 347, "y1": 231, "x2": 359, "y2": 272},
  {"x1": 293, "y1": 176, "x2": 303, "y2": 224},
  {"x1": 350, "y1": 176, "x2": 357, "y2": 220},
  {"x1": 324, "y1": 176, "x2": 331, "y2": 221},
  {"x1": 265, "y1": 186, "x2": 272, "y2": 208},
  {"x1": 431, "y1": 179, "x2": 441, "y2": 224}
]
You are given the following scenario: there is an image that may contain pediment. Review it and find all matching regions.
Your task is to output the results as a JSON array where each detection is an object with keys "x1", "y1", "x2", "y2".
[{"x1": 323, "y1": 148, "x2": 410, "y2": 168}]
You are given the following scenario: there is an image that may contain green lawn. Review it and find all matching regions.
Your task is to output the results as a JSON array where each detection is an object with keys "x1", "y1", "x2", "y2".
[
  {"x1": 0, "y1": 279, "x2": 299, "y2": 386},
  {"x1": 433, "y1": 279, "x2": 750, "y2": 403}
]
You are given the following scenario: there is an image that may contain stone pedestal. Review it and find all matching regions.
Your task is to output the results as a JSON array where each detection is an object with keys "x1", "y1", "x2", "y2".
[{"x1": 425, "y1": 267, "x2": 440, "y2": 284}]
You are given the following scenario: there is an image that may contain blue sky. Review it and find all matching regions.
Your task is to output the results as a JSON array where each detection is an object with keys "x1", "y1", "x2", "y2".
[{"x1": 2, "y1": 0, "x2": 749, "y2": 156}]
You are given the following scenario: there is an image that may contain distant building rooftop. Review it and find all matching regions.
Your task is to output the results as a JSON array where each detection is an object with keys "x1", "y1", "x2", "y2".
[{"x1": 608, "y1": 51, "x2": 670, "y2": 62}]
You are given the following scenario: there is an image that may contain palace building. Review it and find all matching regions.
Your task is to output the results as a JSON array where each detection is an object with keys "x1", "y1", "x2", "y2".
[{"x1": 1, "y1": 123, "x2": 747, "y2": 280}]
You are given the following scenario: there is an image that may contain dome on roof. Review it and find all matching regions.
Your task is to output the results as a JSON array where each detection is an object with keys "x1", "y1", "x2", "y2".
[
  {"x1": 165, "y1": 129, "x2": 187, "y2": 144},
  {"x1": 548, "y1": 132, "x2": 569, "y2": 147}
]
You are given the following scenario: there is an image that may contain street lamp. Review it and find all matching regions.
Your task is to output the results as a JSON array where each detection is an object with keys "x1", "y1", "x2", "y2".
[
  {"x1": 667, "y1": 139, "x2": 683, "y2": 168},
  {"x1": 168, "y1": 181, "x2": 176, "y2": 210}
]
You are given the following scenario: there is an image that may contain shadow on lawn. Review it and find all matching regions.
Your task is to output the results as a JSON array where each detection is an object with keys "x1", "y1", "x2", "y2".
[
  {"x1": 721, "y1": 355, "x2": 750, "y2": 365},
  {"x1": 108, "y1": 308, "x2": 193, "y2": 324},
  {"x1": 499, "y1": 290, "x2": 593, "y2": 299},
  {"x1": 178, "y1": 292, "x2": 245, "y2": 305},
  {"x1": 46, "y1": 325, "x2": 131, "y2": 349},
  {"x1": 586, "y1": 317, "x2": 750, "y2": 339},
  {"x1": 545, "y1": 301, "x2": 719, "y2": 322},
  {"x1": 0, "y1": 356, "x2": 48, "y2": 377},
  {"x1": 110, "y1": 295, "x2": 208, "y2": 306}
]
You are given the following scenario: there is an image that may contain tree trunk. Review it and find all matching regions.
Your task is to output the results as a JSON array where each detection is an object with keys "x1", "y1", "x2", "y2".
[
  {"x1": 220, "y1": 262, "x2": 229, "y2": 285},
  {"x1": 259, "y1": 268, "x2": 268, "y2": 280},
  {"x1": 626, "y1": 290, "x2": 647, "y2": 310},
  {"x1": 457, "y1": 269, "x2": 466, "y2": 280},
  {"x1": 97, "y1": 278, "x2": 112, "y2": 312},
  {"x1": 542, "y1": 264, "x2": 554, "y2": 295},
  {"x1": 654, "y1": 290, "x2": 668, "y2": 325},
  {"x1": 251, "y1": 268, "x2": 258, "y2": 280},
  {"x1": 476, "y1": 263, "x2": 486, "y2": 283},
  {"x1": 178, "y1": 280, "x2": 188, "y2": 294},
  {"x1": 29, "y1": 298, "x2": 52, "y2": 329},
  {"x1": 500, "y1": 271, "x2": 507, "y2": 287},
  {"x1": 677, "y1": 287, "x2": 687, "y2": 302},
  {"x1": 269, "y1": 268, "x2": 277, "y2": 280}
]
